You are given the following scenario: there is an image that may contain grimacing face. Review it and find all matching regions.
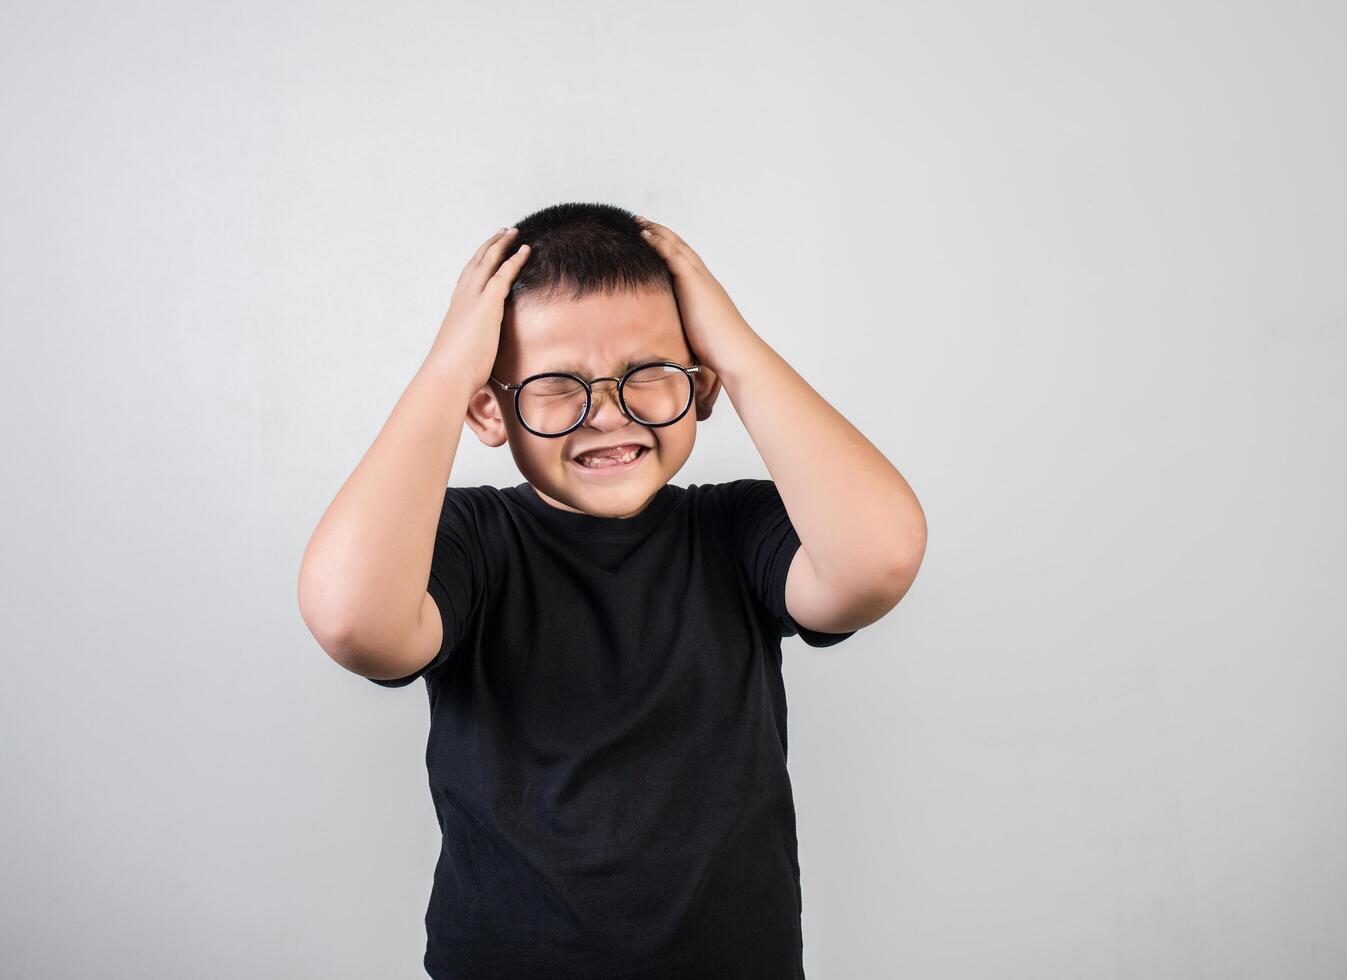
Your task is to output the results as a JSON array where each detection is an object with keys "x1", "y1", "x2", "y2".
[{"x1": 463, "y1": 287, "x2": 724, "y2": 518}]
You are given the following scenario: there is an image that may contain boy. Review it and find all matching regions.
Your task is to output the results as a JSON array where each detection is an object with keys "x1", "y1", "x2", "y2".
[{"x1": 298, "y1": 202, "x2": 926, "y2": 979}]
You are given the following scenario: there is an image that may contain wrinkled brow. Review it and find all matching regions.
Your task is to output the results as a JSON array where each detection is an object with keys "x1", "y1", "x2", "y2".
[{"x1": 545, "y1": 353, "x2": 679, "y2": 376}]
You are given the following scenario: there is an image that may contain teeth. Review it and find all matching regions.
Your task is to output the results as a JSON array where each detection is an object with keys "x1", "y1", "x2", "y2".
[{"x1": 576, "y1": 446, "x2": 643, "y2": 467}]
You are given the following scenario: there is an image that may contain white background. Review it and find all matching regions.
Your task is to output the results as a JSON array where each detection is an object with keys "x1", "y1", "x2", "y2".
[{"x1": 2, "y1": 1, "x2": 1343, "y2": 977}]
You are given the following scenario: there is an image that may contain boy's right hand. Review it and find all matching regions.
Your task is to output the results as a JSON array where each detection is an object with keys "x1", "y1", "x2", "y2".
[{"x1": 428, "y1": 227, "x2": 531, "y2": 388}]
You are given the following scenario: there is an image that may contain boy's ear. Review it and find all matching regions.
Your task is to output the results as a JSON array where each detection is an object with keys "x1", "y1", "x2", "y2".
[
  {"x1": 464, "y1": 384, "x2": 509, "y2": 447},
  {"x1": 692, "y1": 364, "x2": 723, "y2": 421}
]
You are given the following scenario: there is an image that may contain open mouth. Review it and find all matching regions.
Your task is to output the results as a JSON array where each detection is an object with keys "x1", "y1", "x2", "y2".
[{"x1": 570, "y1": 444, "x2": 650, "y2": 473}]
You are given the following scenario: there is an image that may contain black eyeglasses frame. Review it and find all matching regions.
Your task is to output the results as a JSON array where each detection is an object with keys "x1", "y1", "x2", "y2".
[{"x1": 488, "y1": 359, "x2": 702, "y2": 438}]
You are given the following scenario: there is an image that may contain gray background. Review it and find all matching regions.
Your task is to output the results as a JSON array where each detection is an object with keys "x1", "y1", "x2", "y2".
[{"x1": 2, "y1": 1, "x2": 1343, "y2": 977}]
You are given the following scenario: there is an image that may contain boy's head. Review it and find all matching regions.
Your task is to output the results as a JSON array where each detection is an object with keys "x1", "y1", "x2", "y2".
[{"x1": 463, "y1": 202, "x2": 723, "y2": 518}]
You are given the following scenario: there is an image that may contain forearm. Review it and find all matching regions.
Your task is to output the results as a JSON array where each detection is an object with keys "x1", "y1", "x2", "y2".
[
  {"x1": 716, "y1": 326, "x2": 927, "y2": 596},
  {"x1": 298, "y1": 345, "x2": 478, "y2": 661}
]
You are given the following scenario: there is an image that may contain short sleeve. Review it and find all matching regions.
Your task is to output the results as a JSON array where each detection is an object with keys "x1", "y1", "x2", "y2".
[
  {"x1": 721, "y1": 479, "x2": 858, "y2": 648},
  {"x1": 368, "y1": 486, "x2": 485, "y2": 687}
]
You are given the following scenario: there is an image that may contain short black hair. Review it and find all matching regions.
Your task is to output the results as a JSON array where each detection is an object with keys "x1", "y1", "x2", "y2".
[{"x1": 502, "y1": 201, "x2": 673, "y2": 307}]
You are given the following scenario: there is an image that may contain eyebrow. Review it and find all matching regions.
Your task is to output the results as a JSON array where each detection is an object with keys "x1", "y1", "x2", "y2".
[{"x1": 547, "y1": 353, "x2": 678, "y2": 375}]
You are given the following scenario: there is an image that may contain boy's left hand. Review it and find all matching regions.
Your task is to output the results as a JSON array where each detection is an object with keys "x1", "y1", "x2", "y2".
[{"x1": 634, "y1": 215, "x2": 756, "y2": 376}]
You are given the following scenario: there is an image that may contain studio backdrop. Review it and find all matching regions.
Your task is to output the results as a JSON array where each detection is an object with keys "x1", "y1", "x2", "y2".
[{"x1": 2, "y1": 1, "x2": 1343, "y2": 978}]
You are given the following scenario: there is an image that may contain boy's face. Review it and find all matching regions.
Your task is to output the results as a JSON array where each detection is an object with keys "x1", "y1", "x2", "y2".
[{"x1": 465, "y1": 287, "x2": 723, "y2": 518}]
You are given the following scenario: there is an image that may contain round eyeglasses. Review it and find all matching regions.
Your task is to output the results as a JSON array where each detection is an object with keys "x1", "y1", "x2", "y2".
[{"x1": 489, "y1": 360, "x2": 702, "y2": 437}]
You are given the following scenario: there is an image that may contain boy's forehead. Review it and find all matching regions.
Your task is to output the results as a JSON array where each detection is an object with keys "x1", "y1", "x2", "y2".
[{"x1": 506, "y1": 288, "x2": 686, "y2": 373}]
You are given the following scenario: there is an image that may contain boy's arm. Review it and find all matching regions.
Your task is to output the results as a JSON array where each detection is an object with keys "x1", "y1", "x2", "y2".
[
  {"x1": 716, "y1": 331, "x2": 926, "y2": 633},
  {"x1": 297, "y1": 354, "x2": 475, "y2": 681},
  {"x1": 636, "y1": 218, "x2": 926, "y2": 635},
  {"x1": 297, "y1": 228, "x2": 529, "y2": 681}
]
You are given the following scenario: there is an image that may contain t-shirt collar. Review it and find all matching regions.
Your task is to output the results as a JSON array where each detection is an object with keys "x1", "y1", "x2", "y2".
[{"x1": 511, "y1": 480, "x2": 679, "y2": 539}]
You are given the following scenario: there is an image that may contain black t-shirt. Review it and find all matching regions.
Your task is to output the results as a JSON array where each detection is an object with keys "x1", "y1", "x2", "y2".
[{"x1": 370, "y1": 478, "x2": 858, "y2": 979}]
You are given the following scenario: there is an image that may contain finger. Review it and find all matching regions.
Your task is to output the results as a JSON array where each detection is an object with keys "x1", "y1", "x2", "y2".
[
  {"x1": 648, "y1": 223, "x2": 702, "y2": 264},
  {"x1": 467, "y1": 228, "x2": 522, "y2": 293},
  {"x1": 474, "y1": 227, "x2": 518, "y2": 275},
  {"x1": 483, "y1": 242, "x2": 531, "y2": 296},
  {"x1": 639, "y1": 224, "x2": 671, "y2": 251},
  {"x1": 640, "y1": 225, "x2": 702, "y2": 273},
  {"x1": 458, "y1": 227, "x2": 513, "y2": 285},
  {"x1": 639, "y1": 219, "x2": 696, "y2": 255}
]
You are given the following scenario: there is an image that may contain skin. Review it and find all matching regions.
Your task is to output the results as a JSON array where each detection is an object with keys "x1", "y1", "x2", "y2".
[
  {"x1": 463, "y1": 286, "x2": 723, "y2": 520},
  {"x1": 298, "y1": 228, "x2": 535, "y2": 679},
  {"x1": 299, "y1": 219, "x2": 926, "y2": 682},
  {"x1": 631, "y1": 215, "x2": 927, "y2": 632}
]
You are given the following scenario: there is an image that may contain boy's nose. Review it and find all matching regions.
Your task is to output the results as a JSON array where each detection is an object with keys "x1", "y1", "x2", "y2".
[{"x1": 581, "y1": 379, "x2": 631, "y2": 430}]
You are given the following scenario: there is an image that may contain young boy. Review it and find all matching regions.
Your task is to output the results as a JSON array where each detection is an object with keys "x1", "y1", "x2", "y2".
[{"x1": 298, "y1": 202, "x2": 926, "y2": 979}]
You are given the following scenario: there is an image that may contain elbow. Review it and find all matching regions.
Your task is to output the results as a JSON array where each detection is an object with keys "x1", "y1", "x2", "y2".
[
  {"x1": 297, "y1": 561, "x2": 365, "y2": 666},
  {"x1": 300, "y1": 605, "x2": 389, "y2": 676},
  {"x1": 298, "y1": 536, "x2": 409, "y2": 675},
  {"x1": 299, "y1": 592, "x2": 359, "y2": 667},
  {"x1": 882, "y1": 562, "x2": 921, "y2": 607},
  {"x1": 297, "y1": 563, "x2": 422, "y2": 679},
  {"x1": 883, "y1": 514, "x2": 927, "y2": 599},
  {"x1": 874, "y1": 548, "x2": 924, "y2": 611}
]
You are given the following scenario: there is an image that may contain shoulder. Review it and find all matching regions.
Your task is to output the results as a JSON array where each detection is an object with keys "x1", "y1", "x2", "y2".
[
  {"x1": 680, "y1": 478, "x2": 774, "y2": 511},
  {"x1": 434, "y1": 484, "x2": 523, "y2": 544},
  {"x1": 441, "y1": 482, "x2": 513, "y2": 513},
  {"x1": 683, "y1": 478, "x2": 785, "y2": 525}
]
